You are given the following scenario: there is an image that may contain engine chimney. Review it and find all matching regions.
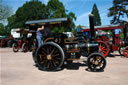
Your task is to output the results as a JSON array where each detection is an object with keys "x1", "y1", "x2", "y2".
[
  {"x1": 123, "y1": 23, "x2": 127, "y2": 40},
  {"x1": 89, "y1": 14, "x2": 95, "y2": 41}
]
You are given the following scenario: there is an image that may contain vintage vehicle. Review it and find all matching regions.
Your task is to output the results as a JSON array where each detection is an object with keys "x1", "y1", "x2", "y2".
[
  {"x1": 12, "y1": 28, "x2": 28, "y2": 52},
  {"x1": 7, "y1": 29, "x2": 21, "y2": 48},
  {"x1": 21, "y1": 30, "x2": 37, "y2": 52},
  {"x1": 82, "y1": 23, "x2": 128, "y2": 58},
  {"x1": 0, "y1": 35, "x2": 14, "y2": 47},
  {"x1": 119, "y1": 24, "x2": 128, "y2": 58},
  {"x1": 25, "y1": 14, "x2": 107, "y2": 72}
]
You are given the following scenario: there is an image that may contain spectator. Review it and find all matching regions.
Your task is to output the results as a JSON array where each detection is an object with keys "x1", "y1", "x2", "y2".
[{"x1": 114, "y1": 29, "x2": 121, "y2": 45}]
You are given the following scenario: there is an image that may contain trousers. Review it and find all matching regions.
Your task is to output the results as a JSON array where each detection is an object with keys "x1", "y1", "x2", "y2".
[{"x1": 36, "y1": 36, "x2": 43, "y2": 48}]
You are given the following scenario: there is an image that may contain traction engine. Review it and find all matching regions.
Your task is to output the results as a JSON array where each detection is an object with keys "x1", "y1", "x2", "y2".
[
  {"x1": 33, "y1": 14, "x2": 107, "y2": 72},
  {"x1": 119, "y1": 23, "x2": 128, "y2": 58}
]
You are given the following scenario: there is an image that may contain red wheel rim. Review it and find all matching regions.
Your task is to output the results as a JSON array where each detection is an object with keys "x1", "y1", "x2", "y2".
[
  {"x1": 98, "y1": 41, "x2": 109, "y2": 57},
  {"x1": 124, "y1": 46, "x2": 128, "y2": 58},
  {"x1": 18, "y1": 40, "x2": 22, "y2": 46}
]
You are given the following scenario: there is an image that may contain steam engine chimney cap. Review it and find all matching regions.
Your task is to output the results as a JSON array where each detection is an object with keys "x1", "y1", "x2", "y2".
[{"x1": 89, "y1": 14, "x2": 94, "y2": 17}]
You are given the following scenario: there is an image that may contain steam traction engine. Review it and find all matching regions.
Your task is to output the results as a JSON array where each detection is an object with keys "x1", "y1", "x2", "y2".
[
  {"x1": 82, "y1": 23, "x2": 128, "y2": 58},
  {"x1": 119, "y1": 24, "x2": 128, "y2": 58},
  {"x1": 30, "y1": 14, "x2": 107, "y2": 72}
]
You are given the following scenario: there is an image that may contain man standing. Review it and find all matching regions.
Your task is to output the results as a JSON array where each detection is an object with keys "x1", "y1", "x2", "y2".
[
  {"x1": 114, "y1": 29, "x2": 121, "y2": 45},
  {"x1": 37, "y1": 25, "x2": 44, "y2": 48}
]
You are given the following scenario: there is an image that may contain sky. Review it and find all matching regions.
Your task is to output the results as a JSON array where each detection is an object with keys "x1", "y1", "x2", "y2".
[{"x1": 1, "y1": 0, "x2": 122, "y2": 26}]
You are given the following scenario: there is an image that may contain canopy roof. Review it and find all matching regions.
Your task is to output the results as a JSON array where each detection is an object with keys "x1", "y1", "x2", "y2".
[
  {"x1": 82, "y1": 25, "x2": 125, "y2": 32},
  {"x1": 25, "y1": 17, "x2": 69, "y2": 26}
]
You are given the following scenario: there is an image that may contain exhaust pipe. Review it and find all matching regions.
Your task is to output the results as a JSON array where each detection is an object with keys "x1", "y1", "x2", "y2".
[
  {"x1": 89, "y1": 14, "x2": 95, "y2": 41},
  {"x1": 123, "y1": 23, "x2": 127, "y2": 40}
]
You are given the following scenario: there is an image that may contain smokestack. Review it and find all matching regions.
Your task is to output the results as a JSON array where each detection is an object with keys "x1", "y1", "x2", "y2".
[
  {"x1": 124, "y1": 23, "x2": 127, "y2": 40},
  {"x1": 89, "y1": 14, "x2": 95, "y2": 41}
]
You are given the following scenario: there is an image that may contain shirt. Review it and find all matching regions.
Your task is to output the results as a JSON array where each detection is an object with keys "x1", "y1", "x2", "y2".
[
  {"x1": 114, "y1": 29, "x2": 121, "y2": 34},
  {"x1": 37, "y1": 30, "x2": 42, "y2": 36}
]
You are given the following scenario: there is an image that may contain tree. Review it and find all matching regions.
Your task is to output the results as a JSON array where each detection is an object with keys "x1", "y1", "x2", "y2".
[
  {"x1": 0, "y1": 3, "x2": 12, "y2": 21},
  {"x1": 7, "y1": 15, "x2": 16, "y2": 28},
  {"x1": 67, "y1": 12, "x2": 77, "y2": 31},
  {"x1": 108, "y1": 0, "x2": 128, "y2": 24},
  {"x1": 47, "y1": 0, "x2": 67, "y2": 18},
  {"x1": 8, "y1": 0, "x2": 48, "y2": 28},
  {"x1": 91, "y1": 3, "x2": 101, "y2": 26},
  {"x1": 7, "y1": 0, "x2": 76, "y2": 34},
  {"x1": 0, "y1": 23, "x2": 5, "y2": 35},
  {"x1": 47, "y1": 0, "x2": 76, "y2": 32},
  {"x1": 5, "y1": 15, "x2": 17, "y2": 35}
]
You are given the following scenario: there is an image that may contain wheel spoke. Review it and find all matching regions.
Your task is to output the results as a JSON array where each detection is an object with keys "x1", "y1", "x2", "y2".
[
  {"x1": 41, "y1": 50, "x2": 47, "y2": 56},
  {"x1": 42, "y1": 47, "x2": 48, "y2": 54},
  {"x1": 52, "y1": 54, "x2": 60, "y2": 57},
  {"x1": 53, "y1": 50, "x2": 59, "y2": 55},
  {"x1": 98, "y1": 42, "x2": 109, "y2": 57},
  {"x1": 49, "y1": 61, "x2": 54, "y2": 68},
  {"x1": 52, "y1": 61, "x2": 57, "y2": 67},
  {"x1": 50, "y1": 48, "x2": 55, "y2": 55}
]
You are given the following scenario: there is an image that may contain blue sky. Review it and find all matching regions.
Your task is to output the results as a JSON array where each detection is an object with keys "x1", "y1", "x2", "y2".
[{"x1": 2, "y1": 0, "x2": 117, "y2": 26}]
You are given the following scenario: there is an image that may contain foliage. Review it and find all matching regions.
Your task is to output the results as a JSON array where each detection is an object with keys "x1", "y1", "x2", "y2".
[
  {"x1": 0, "y1": 3, "x2": 12, "y2": 21},
  {"x1": 52, "y1": 27, "x2": 64, "y2": 33},
  {"x1": 7, "y1": 0, "x2": 48, "y2": 28},
  {"x1": 47, "y1": 0, "x2": 76, "y2": 33},
  {"x1": 72, "y1": 25, "x2": 83, "y2": 34},
  {"x1": 7, "y1": 0, "x2": 76, "y2": 34},
  {"x1": 108, "y1": 0, "x2": 128, "y2": 24},
  {"x1": 7, "y1": 15, "x2": 17, "y2": 29},
  {"x1": 0, "y1": 23, "x2": 6, "y2": 35},
  {"x1": 91, "y1": 3, "x2": 101, "y2": 26},
  {"x1": 67, "y1": 12, "x2": 76, "y2": 31},
  {"x1": 47, "y1": 0, "x2": 66, "y2": 18}
]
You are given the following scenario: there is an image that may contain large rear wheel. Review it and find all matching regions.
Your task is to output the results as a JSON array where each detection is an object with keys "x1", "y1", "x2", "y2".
[
  {"x1": 87, "y1": 53, "x2": 106, "y2": 72},
  {"x1": 35, "y1": 42, "x2": 65, "y2": 71}
]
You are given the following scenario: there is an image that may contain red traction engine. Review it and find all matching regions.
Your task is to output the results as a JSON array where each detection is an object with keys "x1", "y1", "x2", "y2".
[
  {"x1": 120, "y1": 40, "x2": 128, "y2": 58},
  {"x1": 119, "y1": 24, "x2": 128, "y2": 58},
  {"x1": 82, "y1": 24, "x2": 128, "y2": 58}
]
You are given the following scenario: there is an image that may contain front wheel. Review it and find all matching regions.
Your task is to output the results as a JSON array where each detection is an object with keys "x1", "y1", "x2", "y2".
[
  {"x1": 119, "y1": 46, "x2": 125, "y2": 56},
  {"x1": 22, "y1": 43, "x2": 28, "y2": 52},
  {"x1": 87, "y1": 53, "x2": 106, "y2": 72},
  {"x1": 12, "y1": 43, "x2": 19, "y2": 52},
  {"x1": 124, "y1": 46, "x2": 128, "y2": 58}
]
